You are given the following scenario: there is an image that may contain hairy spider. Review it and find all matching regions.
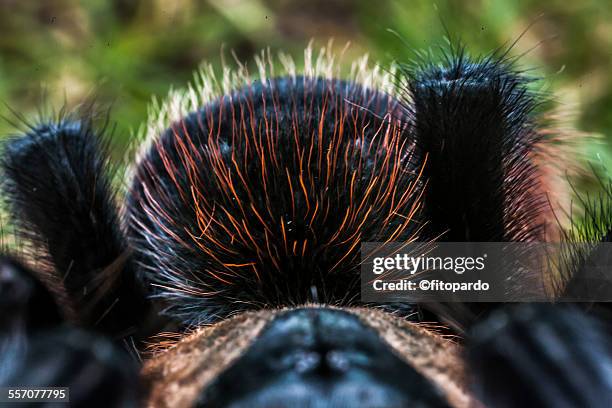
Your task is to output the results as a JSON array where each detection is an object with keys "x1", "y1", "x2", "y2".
[{"x1": 0, "y1": 44, "x2": 611, "y2": 407}]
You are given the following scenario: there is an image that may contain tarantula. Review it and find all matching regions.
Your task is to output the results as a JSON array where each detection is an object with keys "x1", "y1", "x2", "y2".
[{"x1": 0, "y1": 43, "x2": 611, "y2": 407}]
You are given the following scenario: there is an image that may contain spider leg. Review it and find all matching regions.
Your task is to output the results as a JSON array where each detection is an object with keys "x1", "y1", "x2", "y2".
[
  {"x1": 467, "y1": 304, "x2": 612, "y2": 408},
  {"x1": 401, "y1": 49, "x2": 547, "y2": 330},
  {"x1": 1, "y1": 116, "x2": 149, "y2": 339},
  {"x1": 0, "y1": 255, "x2": 63, "y2": 334},
  {"x1": 0, "y1": 256, "x2": 140, "y2": 407},
  {"x1": 405, "y1": 50, "x2": 543, "y2": 243}
]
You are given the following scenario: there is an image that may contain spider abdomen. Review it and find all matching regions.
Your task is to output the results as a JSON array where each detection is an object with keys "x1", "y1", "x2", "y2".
[{"x1": 127, "y1": 75, "x2": 424, "y2": 323}]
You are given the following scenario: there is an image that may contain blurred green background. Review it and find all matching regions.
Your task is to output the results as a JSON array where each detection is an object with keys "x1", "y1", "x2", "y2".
[{"x1": 0, "y1": 0, "x2": 611, "y2": 166}]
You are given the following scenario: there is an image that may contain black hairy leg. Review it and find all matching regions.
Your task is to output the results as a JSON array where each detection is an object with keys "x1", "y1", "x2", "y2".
[
  {"x1": 467, "y1": 304, "x2": 612, "y2": 408},
  {"x1": 403, "y1": 47, "x2": 546, "y2": 243},
  {"x1": 0, "y1": 255, "x2": 63, "y2": 334},
  {"x1": 400, "y1": 47, "x2": 552, "y2": 331},
  {"x1": 0, "y1": 256, "x2": 140, "y2": 407},
  {"x1": 2, "y1": 329, "x2": 141, "y2": 407},
  {"x1": 1, "y1": 116, "x2": 149, "y2": 339}
]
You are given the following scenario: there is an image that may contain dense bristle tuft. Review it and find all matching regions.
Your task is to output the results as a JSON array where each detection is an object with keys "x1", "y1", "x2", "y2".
[{"x1": 127, "y1": 62, "x2": 423, "y2": 324}]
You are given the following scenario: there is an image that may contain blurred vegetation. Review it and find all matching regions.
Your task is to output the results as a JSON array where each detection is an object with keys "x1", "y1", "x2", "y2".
[{"x1": 0, "y1": 0, "x2": 611, "y2": 175}]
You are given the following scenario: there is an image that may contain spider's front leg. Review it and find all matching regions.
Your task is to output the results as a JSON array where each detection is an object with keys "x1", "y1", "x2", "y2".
[
  {"x1": 0, "y1": 255, "x2": 140, "y2": 406},
  {"x1": 467, "y1": 303, "x2": 612, "y2": 408},
  {"x1": 1, "y1": 115, "x2": 150, "y2": 339},
  {"x1": 402, "y1": 49, "x2": 551, "y2": 331},
  {"x1": 0, "y1": 114, "x2": 149, "y2": 404}
]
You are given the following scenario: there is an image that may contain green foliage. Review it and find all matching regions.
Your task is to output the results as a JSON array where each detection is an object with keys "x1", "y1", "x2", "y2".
[{"x1": 0, "y1": 0, "x2": 610, "y2": 181}]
